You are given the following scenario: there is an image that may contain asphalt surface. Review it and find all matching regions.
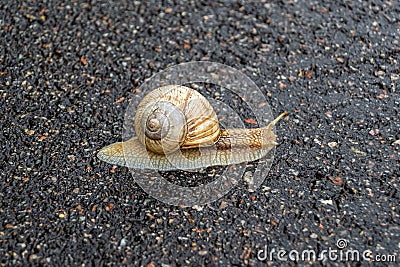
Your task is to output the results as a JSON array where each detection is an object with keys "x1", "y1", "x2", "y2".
[{"x1": 1, "y1": 0, "x2": 399, "y2": 266}]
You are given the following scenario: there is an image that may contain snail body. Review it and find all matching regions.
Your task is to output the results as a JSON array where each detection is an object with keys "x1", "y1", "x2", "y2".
[{"x1": 98, "y1": 85, "x2": 286, "y2": 171}]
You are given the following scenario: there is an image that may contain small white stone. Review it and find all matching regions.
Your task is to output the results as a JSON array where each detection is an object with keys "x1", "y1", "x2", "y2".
[
  {"x1": 310, "y1": 233, "x2": 318, "y2": 239},
  {"x1": 192, "y1": 205, "x2": 203, "y2": 211},
  {"x1": 320, "y1": 199, "x2": 333, "y2": 205},
  {"x1": 328, "y1": 142, "x2": 337, "y2": 148}
]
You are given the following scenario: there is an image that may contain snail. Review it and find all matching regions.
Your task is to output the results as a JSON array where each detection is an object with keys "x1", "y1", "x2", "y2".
[{"x1": 98, "y1": 85, "x2": 287, "y2": 171}]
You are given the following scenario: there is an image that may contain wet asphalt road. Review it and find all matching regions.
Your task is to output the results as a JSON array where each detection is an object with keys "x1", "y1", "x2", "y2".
[{"x1": 1, "y1": 1, "x2": 399, "y2": 266}]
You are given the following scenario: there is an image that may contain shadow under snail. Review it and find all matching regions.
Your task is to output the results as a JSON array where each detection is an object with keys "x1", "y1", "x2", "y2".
[{"x1": 98, "y1": 85, "x2": 287, "y2": 171}]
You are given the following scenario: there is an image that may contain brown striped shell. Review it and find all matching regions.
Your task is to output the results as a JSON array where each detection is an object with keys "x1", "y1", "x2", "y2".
[{"x1": 134, "y1": 85, "x2": 221, "y2": 154}]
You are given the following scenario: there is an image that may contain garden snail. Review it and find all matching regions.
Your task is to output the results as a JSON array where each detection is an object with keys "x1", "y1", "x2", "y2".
[{"x1": 98, "y1": 85, "x2": 287, "y2": 171}]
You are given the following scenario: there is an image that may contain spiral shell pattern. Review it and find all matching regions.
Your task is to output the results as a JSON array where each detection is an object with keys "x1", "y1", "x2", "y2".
[{"x1": 134, "y1": 85, "x2": 220, "y2": 154}]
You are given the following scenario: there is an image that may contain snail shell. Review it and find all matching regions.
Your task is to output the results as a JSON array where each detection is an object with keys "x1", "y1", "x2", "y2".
[
  {"x1": 98, "y1": 85, "x2": 287, "y2": 171},
  {"x1": 134, "y1": 85, "x2": 220, "y2": 154}
]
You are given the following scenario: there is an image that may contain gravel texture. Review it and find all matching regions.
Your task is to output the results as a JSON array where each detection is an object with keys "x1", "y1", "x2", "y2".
[{"x1": 1, "y1": 0, "x2": 399, "y2": 266}]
